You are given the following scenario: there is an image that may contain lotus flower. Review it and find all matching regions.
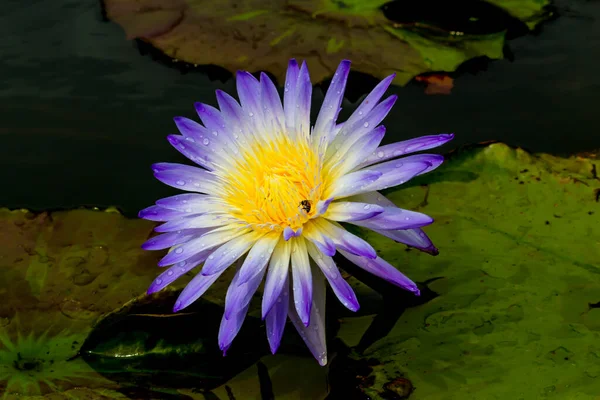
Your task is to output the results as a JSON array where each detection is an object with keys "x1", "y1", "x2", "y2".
[{"x1": 139, "y1": 59, "x2": 453, "y2": 365}]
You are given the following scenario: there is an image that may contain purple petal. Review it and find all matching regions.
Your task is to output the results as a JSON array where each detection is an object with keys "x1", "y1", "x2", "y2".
[
  {"x1": 313, "y1": 60, "x2": 350, "y2": 144},
  {"x1": 260, "y1": 72, "x2": 285, "y2": 133},
  {"x1": 283, "y1": 59, "x2": 300, "y2": 133},
  {"x1": 172, "y1": 116, "x2": 209, "y2": 143},
  {"x1": 356, "y1": 160, "x2": 431, "y2": 194},
  {"x1": 216, "y1": 89, "x2": 250, "y2": 139},
  {"x1": 332, "y1": 126, "x2": 386, "y2": 175},
  {"x1": 288, "y1": 266, "x2": 328, "y2": 366},
  {"x1": 194, "y1": 102, "x2": 237, "y2": 146},
  {"x1": 237, "y1": 234, "x2": 281, "y2": 285},
  {"x1": 348, "y1": 192, "x2": 439, "y2": 254},
  {"x1": 141, "y1": 229, "x2": 207, "y2": 250},
  {"x1": 326, "y1": 94, "x2": 396, "y2": 162},
  {"x1": 327, "y1": 170, "x2": 382, "y2": 199},
  {"x1": 224, "y1": 260, "x2": 268, "y2": 320},
  {"x1": 266, "y1": 274, "x2": 289, "y2": 354},
  {"x1": 138, "y1": 205, "x2": 187, "y2": 221},
  {"x1": 324, "y1": 202, "x2": 385, "y2": 222},
  {"x1": 261, "y1": 240, "x2": 292, "y2": 318},
  {"x1": 155, "y1": 193, "x2": 217, "y2": 213},
  {"x1": 201, "y1": 232, "x2": 258, "y2": 276},
  {"x1": 173, "y1": 267, "x2": 226, "y2": 312},
  {"x1": 283, "y1": 226, "x2": 294, "y2": 241},
  {"x1": 315, "y1": 198, "x2": 334, "y2": 216},
  {"x1": 166, "y1": 134, "x2": 214, "y2": 170},
  {"x1": 372, "y1": 227, "x2": 439, "y2": 255},
  {"x1": 219, "y1": 302, "x2": 251, "y2": 355},
  {"x1": 152, "y1": 162, "x2": 220, "y2": 194},
  {"x1": 344, "y1": 74, "x2": 396, "y2": 129},
  {"x1": 236, "y1": 71, "x2": 263, "y2": 132},
  {"x1": 157, "y1": 226, "x2": 248, "y2": 267},
  {"x1": 350, "y1": 207, "x2": 434, "y2": 230},
  {"x1": 153, "y1": 213, "x2": 231, "y2": 233},
  {"x1": 291, "y1": 238, "x2": 312, "y2": 326},
  {"x1": 358, "y1": 134, "x2": 455, "y2": 169},
  {"x1": 294, "y1": 61, "x2": 312, "y2": 139},
  {"x1": 147, "y1": 251, "x2": 209, "y2": 294},
  {"x1": 339, "y1": 250, "x2": 420, "y2": 295},
  {"x1": 306, "y1": 243, "x2": 359, "y2": 312},
  {"x1": 315, "y1": 219, "x2": 377, "y2": 259},
  {"x1": 303, "y1": 223, "x2": 336, "y2": 257}
]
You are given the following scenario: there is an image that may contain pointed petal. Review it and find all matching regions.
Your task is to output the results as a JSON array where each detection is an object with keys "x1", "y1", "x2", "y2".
[
  {"x1": 138, "y1": 205, "x2": 186, "y2": 221},
  {"x1": 314, "y1": 219, "x2": 377, "y2": 259},
  {"x1": 326, "y1": 170, "x2": 382, "y2": 199},
  {"x1": 262, "y1": 239, "x2": 292, "y2": 318},
  {"x1": 302, "y1": 222, "x2": 336, "y2": 257},
  {"x1": 236, "y1": 71, "x2": 263, "y2": 133},
  {"x1": 283, "y1": 59, "x2": 300, "y2": 137},
  {"x1": 291, "y1": 238, "x2": 312, "y2": 326},
  {"x1": 216, "y1": 89, "x2": 252, "y2": 140},
  {"x1": 224, "y1": 261, "x2": 268, "y2": 320},
  {"x1": 155, "y1": 193, "x2": 216, "y2": 213},
  {"x1": 157, "y1": 225, "x2": 248, "y2": 266},
  {"x1": 349, "y1": 207, "x2": 434, "y2": 230},
  {"x1": 331, "y1": 126, "x2": 387, "y2": 177},
  {"x1": 289, "y1": 266, "x2": 328, "y2": 366},
  {"x1": 358, "y1": 133, "x2": 455, "y2": 169},
  {"x1": 344, "y1": 74, "x2": 396, "y2": 129},
  {"x1": 294, "y1": 61, "x2": 312, "y2": 140},
  {"x1": 313, "y1": 60, "x2": 350, "y2": 145},
  {"x1": 166, "y1": 135, "x2": 214, "y2": 170},
  {"x1": 260, "y1": 72, "x2": 285, "y2": 134},
  {"x1": 324, "y1": 202, "x2": 384, "y2": 222},
  {"x1": 237, "y1": 233, "x2": 281, "y2": 285},
  {"x1": 339, "y1": 250, "x2": 420, "y2": 295},
  {"x1": 193, "y1": 102, "x2": 240, "y2": 155},
  {"x1": 354, "y1": 160, "x2": 431, "y2": 195},
  {"x1": 141, "y1": 229, "x2": 208, "y2": 250},
  {"x1": 306, "y1": 242, "x2": 359, "y2": 311},
  {"x1": 201, "y1": 231, "x2": 261, "y2": 275},
  {"x1": 147, "y1": 251, "x2": 209, "y2": 294},
  {"x1": 173, "y1": 267, "x2": 226, "y2": 312},
  {"x1": 153, "y1": 213, "x2": 232, "y2": 232},
  {"x1": 218, "y1": 301, "x2": 251, "y2": 355},
  {"x1": 283, "y1": 226, "x2": 294, "y2": 241},
  {"x1": 266, "y1": 274, "x2": 289, "y2": 354},
  {"x1": 152, "y1": 162, "x2": 220, "y2": 194}
]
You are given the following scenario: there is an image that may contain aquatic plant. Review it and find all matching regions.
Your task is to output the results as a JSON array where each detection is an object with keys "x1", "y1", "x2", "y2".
[{"x1": 139, "y1": 59, "x2": 453, "y2": 365}]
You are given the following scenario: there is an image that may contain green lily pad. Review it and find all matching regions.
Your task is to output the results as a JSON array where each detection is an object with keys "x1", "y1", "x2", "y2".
[
  {"x1": 334, "y1": 143, "x2": 600, "y2": 399},
  {"x1": 102, "y1": 0, "x2": 552, "y2": 86}
]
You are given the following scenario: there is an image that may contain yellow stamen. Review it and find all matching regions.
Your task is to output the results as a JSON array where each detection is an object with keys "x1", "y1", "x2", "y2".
[{"x1": 222, "y1": 134, "x2": 324, "y2": 233}]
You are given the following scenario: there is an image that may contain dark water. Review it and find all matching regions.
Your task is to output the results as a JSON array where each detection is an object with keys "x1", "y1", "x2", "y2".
[{"x1": 1, "y1": 0, "x2": 599, "y2": 216}]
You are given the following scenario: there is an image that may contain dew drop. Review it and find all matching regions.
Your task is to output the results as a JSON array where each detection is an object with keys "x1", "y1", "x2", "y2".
[
  {"x1": 176, "y1": 180, "x2": 185, "y2": 186},
  {"x1": 167, "y1": 270, "x2": 174, "y2": 276},
  {"x1": 363, "y1": 122, "x2": 369, "y2": 128},
  {"x1": 363, "y1": 204, "x2": 371, "y2": 210},
  {"x1": 186, "y1": 137, "x2": 195, "y2": 143},
  {"x1": 212, "y1": 130, "x2": 218, "y2": 136},
  {"x1": 395, "y1": 162, "x2": 404, "y2": 168},
  {"x1": 203, "y1": 138, "x2": 210, "y2": 145},
  {"x1": 156, "y1": 278, "x2": 162, "y2": 284},
  {"x1": 405, "y1": 217, "x2": 410, "y2": 221},
  {"x1": 194, "y1": 182, "x2": 201, "y2": 187},
  {"x1": 249, "y1": 112, "x2": 254, "y2": 117},
  {"x1": 393, "y1": 150, "x2": 403, "y2": 157},
  {"x1": 175, "y1": 248, "x2": 183, "y2": 254},
  {"x1": 185, "y1": 208, "x2": 192, "y2": 213}
]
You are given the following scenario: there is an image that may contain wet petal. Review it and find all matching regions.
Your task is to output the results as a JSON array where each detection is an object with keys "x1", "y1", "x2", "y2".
[
  {"x1": 237, "y1": 233, "x2": 281, "y2": 285},
  {"x1": 147, "y1": 251, "x2": 209, "y2": 294},
  {"x1": 262, "y1": 239, "x2": 292, "y2": 318},
  {"x1": 291, "y1": 238, "x2": 312, "y2": 326},
  {"x1": 173, "y1": 266, "x2": 227, "y2": 312},
  {"x1": 155, "y1": 193, "x2": 216, "y2": 213},
  {"x1": 289, "y1": 266, "x2": 327, "y2": 366},
  {"x1": 294, "y1": 61, "x2": 312, "y2": 140},
  {"x1": 141, "y1": 229, "x2": 208, "y2": 250},
  {"x1": 344, "y1": 74, "x2": 396, "y2": 129},
  {"x1": 313, "y1": 60, "x2": 350, "y2": 146},
  {"x1": 324, "y1": 202, "x2": 384, "y2": 222},
  {"x1": 236, "y1": 71, "x2": 263, "y2": 133},
  {"x1": 218, "y1": 301, "x2": 251, "y2": 355},
  {"x1": 306, "y1": 242, "x2": 359, "y2": 311},
  {"x1": 166, "y1": 134, "x2": 214, "y2": 170},
  {"x1": 350, "y1": 207, "x2": 434, "y2": 230},
  {"x1": 265, "y1": 275, "x2": 289, "y2": 354},
  {"x1": 283, "y1": 59, "x2": 300, "y2": 137},
  {"x1": 138, "y1": 205, "x2": 186, "y2": 221},
  {"x1": 314, "y1": 219, "x2": 377, "y2": 259},
  {"x1": 201, "y1": 231, "x2": 262, "y2": 275},
  {"x1": 339, "y1": 250, "x2": 420, "y2": 295},
  {"x1": 153, "y1": 213, "x2": 232, "y2": 232},
  {"x1": 224, "y1": 262, "x2": 268, "y2": 320},
  {"x1": 260, "y1": 72, "x2": 285, "y2": 134},
  {"x1": 326, "y1": 170, "x2": 382, "y2": 199},
  {"x1": 358, "y1": 133, "x2": 455, "y2": 169},
  {"x1": 152, "y1": 162, "x2": 220, "y2": 194}
]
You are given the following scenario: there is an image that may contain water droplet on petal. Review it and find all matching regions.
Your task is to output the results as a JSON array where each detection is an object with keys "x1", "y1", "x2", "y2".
[
  {"x1": 176, "y1": 180, "x2": 185, "y2": 186},
  {"x1": 395, "y1": 162, "x2": 404, "y2": 168},
  {"x1": 377, "y1": 150, "x2": 385, "y2": 158},
  {"x1": 175, "y1": 248, "x2": 183, "y2": 254},
  {"x1": 363, "y1": 122, "x2": 369, "y2": 128},
  {"x1": 208, "y1": 255, "x2": 214, "y2": 260},
  {"x1": 167, "y1": 270, "x2": 174, "y2": 276},
  {"x1": 363, "y1": 204, "x2": 371, "y2": 210},
  {"x1": 203, "y1": 138, "x2": 210, "y2": 145},
  {"x1": 249, "y1": 112, "x2": 254, "y2": 117},
  {"x1": 156, "y1": 278, "x2": 162, "y2": 284},
  {"x1": 393, "y1": 150, "x2": 403, "y2": 156}
]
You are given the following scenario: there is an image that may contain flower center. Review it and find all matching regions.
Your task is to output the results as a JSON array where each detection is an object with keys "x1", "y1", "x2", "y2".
[{"x1": 222, "y1": 135, "x2": 323, "y2": 232}]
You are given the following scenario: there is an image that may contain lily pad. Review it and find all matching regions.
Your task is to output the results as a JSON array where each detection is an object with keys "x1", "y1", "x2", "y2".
[
  {"x1": 102, "y1": 0, "x2": 553, "y2": 86},
  {"x1": 333, "y1": 143, "x2": 600, "y2": 399}
]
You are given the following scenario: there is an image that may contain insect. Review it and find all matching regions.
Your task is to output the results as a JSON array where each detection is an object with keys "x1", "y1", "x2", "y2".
[{"x1": 299, "y1": 200, "x2": 312, "y2": 213}]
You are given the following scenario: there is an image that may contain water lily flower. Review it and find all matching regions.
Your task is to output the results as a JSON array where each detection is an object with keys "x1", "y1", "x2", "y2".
[{"x1": 139, "y1": 59, "x2": 453, "y2": 366}]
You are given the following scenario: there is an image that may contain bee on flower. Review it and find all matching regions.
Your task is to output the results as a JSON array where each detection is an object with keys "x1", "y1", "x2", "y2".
[{"x1": 139, "y1": 59, "x2": 453, "y2": 365}]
